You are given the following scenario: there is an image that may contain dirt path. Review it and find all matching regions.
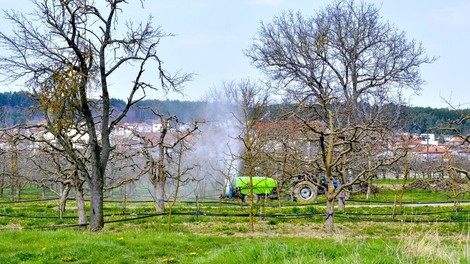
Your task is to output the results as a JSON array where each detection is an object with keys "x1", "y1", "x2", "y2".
[{"x1": 346, "y1": 201, "x2": 470, "y2": 208}]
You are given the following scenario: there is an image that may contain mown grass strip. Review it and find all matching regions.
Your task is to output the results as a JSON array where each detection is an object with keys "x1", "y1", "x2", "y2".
[{"x1": 0, "y1": 226, "x2": 468, "y2": 264}]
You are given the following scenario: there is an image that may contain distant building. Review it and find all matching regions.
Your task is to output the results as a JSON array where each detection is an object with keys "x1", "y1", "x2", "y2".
[
  {"x1": 152, "y1": 122, "x2": 162, "y2": 133},
  {"x1": 114, "y1": 122, "x2": 152, "y2": 136},
  {"x1": 420, "y1": 133, "x2": 438, "y2": 146}
]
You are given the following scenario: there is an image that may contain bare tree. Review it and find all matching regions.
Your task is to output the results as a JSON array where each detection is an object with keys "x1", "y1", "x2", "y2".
[
  {"x1": 166, "y1": 139, "x2": 199, "y2": 231},
  {"x1": 30, "y1": 149, "x2": 73, "y2": 219},
  {"x1": 252, "y1": 118, "x2": 316, "y2": 203},
  {"x1": 0, "y1": 148, "x2": 5, "y2": 197},
  {"x1": 105, "y1": 135, "x2": 143, "y2": 214},
  {"x1": 1, "y1": 129, "x2": 29, "y2": 201},
  {"x1": 214, "y1": 79, "x2": 269, "y2": 232},
  {"x1": 435, "y1": 110, "x2": 470, "y2": 210},
  {"x1": 0, "y1": 0, "x2": 190, "y2": 231},
  {"x1": 136, "y1": 112, "x2": 199, "y2": 212},
  {"x1": 246, "y1": 0, "x2": 434, "y2": 232},
  {"x1": 23, "y1": 125, "x2": 89, "y2": 228}
]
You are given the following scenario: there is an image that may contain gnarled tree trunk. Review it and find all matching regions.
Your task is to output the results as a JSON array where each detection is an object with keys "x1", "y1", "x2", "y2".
[
  {"x1": 89, "y1": 169, "x2": 105, "y2": 232},
  {"x1": 325, "y1": 196, "x2": 335, "y2": 233},
  {"x1": 59, "y1": 184, "x2": 71, "y2": 219},
  {"x1": 76, "y1": 184, "x2": 87, "y2": 231},
  {"x1": 155, "y1": 180, "x2": 166, "y2": 212}
]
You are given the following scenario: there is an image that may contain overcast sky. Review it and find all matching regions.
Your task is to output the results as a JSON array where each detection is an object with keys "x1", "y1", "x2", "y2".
[{"x1": 1, "y1": 0, "x2": 469, "y2": 108}]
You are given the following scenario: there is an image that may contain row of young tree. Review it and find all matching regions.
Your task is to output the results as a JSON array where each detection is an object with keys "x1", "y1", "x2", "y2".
[
  {"x1": 0, "y1": 112, "x2": 201, "y2": 225},
  {"x1": 0, "y1": 0, "x2": 468, "y2": 234}
]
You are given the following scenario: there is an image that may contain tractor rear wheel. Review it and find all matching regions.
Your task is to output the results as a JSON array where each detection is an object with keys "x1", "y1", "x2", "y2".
[{"x1": 293, "y1": 181, "x2": 318, "y2": 201}]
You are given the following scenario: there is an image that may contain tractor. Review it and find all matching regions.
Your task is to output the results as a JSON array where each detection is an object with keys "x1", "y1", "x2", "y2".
[{"x1": 222, "y1": 174, "x2": 338, "y2": 202}]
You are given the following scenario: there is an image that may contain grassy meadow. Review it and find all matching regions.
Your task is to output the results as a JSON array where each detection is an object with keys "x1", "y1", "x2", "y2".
[{"x1": 0, "y1": 182, "x2": 469, "y2": 263}]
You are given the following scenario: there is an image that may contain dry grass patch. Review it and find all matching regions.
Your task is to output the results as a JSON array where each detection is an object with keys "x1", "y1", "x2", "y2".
[{"x1": 398, "y1": 228, "x2": 469, "y2": 263}]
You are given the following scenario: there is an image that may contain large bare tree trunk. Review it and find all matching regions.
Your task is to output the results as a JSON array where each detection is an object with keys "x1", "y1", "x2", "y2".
[
  {"x1": 146, "y1": 156, "x2": 166, "y2": 212},
  {"x1": 11, "y1": 145, "x2": 19, "y2": 201},
  {"x1": 89, "y1": 169, "x2": 105, "y2": 232},
  {"x1": 75, "y1": 183, "x2": 87, "y2": 231},
  {"x1": 338, "y1": 168, "x2": 349, "y2": 211},
  {"x1": 248, "y1": 175, "x2": 255, "y2": 233},
  {"x1": 41, "y1": 186, "x2": 47, "y2": 199},
  {"x1": 337, "y1": 190, "x2": 346, "y2": 211},
  {"x1": 0, "y1": 179, "x2": 3, "y2": 198},
  {"x1": 59, "y1": 184, "x2": 71, "y2": 219},
  {"x1": 366, "y1": 156, "x2": 372, "y2": 200},
  {"x1": 121, "y1": 185, "x2": 127, "y2": 215},
  {"x1": 9, "y1": 184, "x2": 15, "y2": 201},
  {"x1": 15, "y1": 182, "x2": 21, "y2": 201},
  {"x1": 155, "y1": 180, "x2": 165, "y2": 212},
  {"x1": 399, "y1": 153, "x2": 409, "y2": 208},
  {"x1": 325, "y1": 174, "x2": 336, "y2": 233},
  {"x1": 325, "y1": 196, "x2": 335, "y2": 233},
  {"x1": 69, "y1": 167, "x2": 87, "y2": 230}
]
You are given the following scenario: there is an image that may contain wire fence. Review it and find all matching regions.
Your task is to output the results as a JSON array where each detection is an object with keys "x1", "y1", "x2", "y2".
[{"x1": 0, "y1": 197, "x2": 469, "y2": 231}]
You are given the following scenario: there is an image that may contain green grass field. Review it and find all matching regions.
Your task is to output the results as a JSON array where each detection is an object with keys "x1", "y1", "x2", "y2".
[
  {"x1": 0, "y1": 183, "x2": 469, "y2": 263},
  {"x1": 0, "y1": 221, "x2": 468, "y2": 263}
]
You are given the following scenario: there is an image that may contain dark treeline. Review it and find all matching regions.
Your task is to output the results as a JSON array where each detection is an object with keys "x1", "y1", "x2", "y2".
[
  {"x1": 121, "y1": 99, "x2": 209, "y2": 123},
  {"x1": 0, "y1": 91, "x2": 468, "y2": 133},
  {"x1": 403, "y1": 106, "x2": 469, "y2": 134},
  {"x1": 0, "y1": 91, "x2": 39, "y2": 126},
  {"x1": 0, "y1": 91, "x2": 36, "y2": 107},
  {"x1": 0, "y1": 92, "x2": 211, "y2": 126}
]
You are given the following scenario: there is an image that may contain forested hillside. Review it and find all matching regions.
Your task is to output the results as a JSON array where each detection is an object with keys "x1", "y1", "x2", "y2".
[
  {"x1": 0, "y1": 91, "x2": 40, "y2": 126},
  {"x1": 0, "y1": 91, "x2": 468, "y2": 133},
  {"x1": 403, "y1": 106, "x2": 469, "y2": 133},
  {"x1": 0, "y1": 92, "x2": 210, "y2": 126}
]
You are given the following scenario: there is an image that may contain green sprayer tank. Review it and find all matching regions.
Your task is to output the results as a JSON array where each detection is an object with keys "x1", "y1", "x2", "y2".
[{"x1": 235, "y1": 176, "x2": 277, "y2": 195}]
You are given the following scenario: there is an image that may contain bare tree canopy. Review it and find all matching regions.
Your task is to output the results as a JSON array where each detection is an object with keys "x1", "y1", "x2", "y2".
[
  {"x1": 246, "y1": 0, "x2": 435, "y2": 107},
  {"x1": 0, "y1": 0, "x2": 191, "y2": 231}
]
